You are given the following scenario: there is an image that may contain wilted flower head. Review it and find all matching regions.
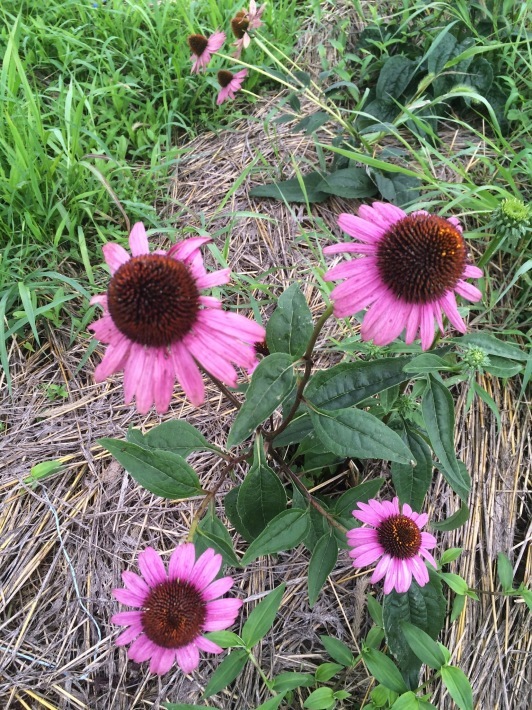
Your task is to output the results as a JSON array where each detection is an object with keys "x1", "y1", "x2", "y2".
[
  {"x1": 231, "y1": 1, "x2": 265, "y2": 57},
  {"x1": 89, "y1": 222, "x2": 265, "y2": 413},
  {"x1": 112, "y1": 544, "x2": 242, "y2": 675},
  {"x1": 324, "y1": 202, "x2": 483, "y2": 350},
  {"x1": 188, "y1": 32, "x2": 226, "y2": 74},
  {"x1": 347, "y1": 497, "x2": 437, "y2": 594},
  {"x1": 217, "y1": 69, "x2": 248, "y2": 104}
]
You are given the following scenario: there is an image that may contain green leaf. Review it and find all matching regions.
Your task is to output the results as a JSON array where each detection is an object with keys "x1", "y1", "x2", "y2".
[
  {"x1": 240, "y1": 509, "x2": 310, "y2": 565},
  {"x1": 376, "y1": 55, "x2": 416, "y2": 100},
  {"x1": 440, "y1": 666, "x2": 474, "y2": 710},
  {"x1": 519, "y1": 588, "x2": 532, "y2": 611},
  {"x1": 294, "y1": 110, "x2": 330, "y2": 134},
  {"x1": 422, "y1": 375, "x2": 470, "y2": 501},
  {"x1": 471, "y1": 381, "x2": 501, "y2": 431},
  {"x1": 315, "y1": 662, "x2": 344, "y2": 682},
  {"x1": 438, "y1": 572, "x2": 469, "y2": 595},
  {"x1": 204, "y1": 631, "x2": 243, "y2": 649},
  {"x1": 98, "y1": 439, "x2": 202, "y2": 499},
  {"x1": 484, "y1": 356, "x2": 523, "y2": 378},
  {"x1": 308, "y1": 532, "x2": 338, "y2": 607},
  {"x1": 303, "y1": 687, "x2": 336, "y2": 709},
  {"x1": 403, "y1": 354, "x2": 454, "y2": 373},
  {"x1": 400, "y1": 622, "x2": 446, "y2": 670},
  {"x1": 224, "y1": 486, "x2": 254, "y2": 542},
  {"x1": 431, "y1": 504, "x2": 469, "y2": 531},
  {"x1": 237, "y1": 437, "x2": 287, "y2": 540},
  {"x1": 203, "y1": 649, "x2": 248, "y2": 698},
  {"x1": 164, "y1": 704, "x2": 216, "y2": 709},
  {"x1": 249, "y1": 171, "x2": 329, "y2": 203},
  {"x1": 271, "y1": 410, "x2": 313, "y2": 446},
  {"x1": 271, "y1": 672, "x2": 315, "y2": 692},
  {"x1": 365, "y1": 626, "x2": 385, "y2": 649},
  {"x1": 391, "y1": 426, "x2": 433, "y2": 512},
  {"x1": 139, "y1": 420, "x2": 217, "y2": 457},
  {"x1": 450, "y1": 594, "x2": 466, "y2": 623},
  {"x1": 305, "y1": 356, "x2": 414, "y2": 411},
  {"x1": 266, "y1": 283, "x2": 313, "y2": 359},
  {"x1": 310, "y1": 407, "x2": 412, "y2": 463},
  {"x1": 362, "y1": 648, "x2": 408, "y2": 694},
  {"x1": 253, "y1": 695, "x2": 287, "y2": 710},
  {"x1": 195, "y1": 513, "x2": 241, "y2": 568},
  {"x1": 497, "y1": 552, "x2": 514, "y2": 592},
  {"x1": 454, "y1": 333, "x2": 528, "y2": 361},
  {"x1": 333, "y1": 479, "x2": 386, "y2": 521},
  {"x1": 439, "y1": 548, "x2": 463, "y2": 566},
  {"x1": 464, "y1": 57, "x2": 493, "y2": 94},
  {"x1": 374, "y1": 172, "x2": 421, "y2": 207},
  {"x1": 367, "y1": 595, "x2": 384, "y2": 627},
  {"x1": 383, "y1": 572, "x2": 446, "y2": 689},
  {"x1": 316, "y1": 167, "x2": 378, "y2": 199},
  {"x1": 228, "y1": 354, "x2": 296, "y2": 447},
  {"x1": 390, "y1": 691, "x2": 420, "y2": 709},
  {"x1": 319, "y1": 635, "x2": 355, "y2": 666},
  {"x1": 242, "y1": 584, "x2": 286, "y2": 648}
]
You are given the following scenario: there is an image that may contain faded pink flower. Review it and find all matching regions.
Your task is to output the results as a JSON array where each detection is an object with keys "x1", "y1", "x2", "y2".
[
  {"x1": 112, "y1": 545, "x2": 242, "y2": 675},
  {"x1": 89, "y1": 222, "x2": 265, "y2": 413},
  {"x1": 217, "y1": 69, "x2": 248, "y2": 104},
  {"x1": 324, "y1": 202, "x2": 483, "y2": 349},
  {"x1": 231, "y1": 1, "x2": 265, "y2": 58},
  {"x1": 188, "y1": 31, "x2": 226, "y2": 74},
  {"x1": 347, "y1": 497, "x2": 437, "y2": 594}
]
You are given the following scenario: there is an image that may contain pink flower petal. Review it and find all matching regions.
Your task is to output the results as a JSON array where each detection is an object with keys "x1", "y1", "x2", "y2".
[
  {"x1": 440, "y1": 291, "x2": 466, "y2": 333},
  {"x1": 123, "y1": 343, "x2": 147, "y2": 405},
  {"x1": 94, "y1": 335, "x2": 131, "y2": 381},
  {"x1": 170, "y1": 341, "x2": 205, "y2": 406},
  {"x1": 168, "y1": 542, "x2": 196, "y2": 581},
  {"x1": 195, "y1": 635, "x2": 223, "y2": 654},
  {"x1": 128, "y1": 634, "x2": 158, "y2": 663},
  {"x1": 115, "y1": 624, "x2": 143, "y2": 646},
  {"x1": 337, "y1": 213, "x2": 386, "y2": 243},
  {"x1": 103, "y1": 242, "x2": 130, "y2": 274},
  {"x1": 175, "y1": 643, "x2": 200, "y2": 673},
  {"x1": 454, "y1": 279, "x2": 482, "y2": 302},
  {"x1": 463, "y1": 264, "x2": 482, "y2": 279},
  {"x1": 195, "y1": 268, "x2": 231, "y2": 290},
  {"x1": 129, "y1": 222, "x2": 149, "y2": 256},
  {"x1": 111, "y1": 610, "x2": 143, "y2": 626},
  {"x1": 202, "y1": 576, "x2": 235, "y2": 601},
  {"x1": 190, "y1": 548, "x2": 222, "y2": 590},
  {"x1": 150, "y1": 647, "x2": 176, "y2": 675},
  {"x1": 138, "y1": 547, "x2": 167, "y2": 587},
  {"x1": 122, "y1": 570, "x2": 150, "y2": 598}
]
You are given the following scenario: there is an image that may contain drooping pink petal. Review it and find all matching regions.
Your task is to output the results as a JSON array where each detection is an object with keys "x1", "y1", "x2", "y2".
[
  {"x1": 150, "y1": 647, "x2": 176, "y2": 675},
  {"x1": 170, "y1": 341, "x2": 205, "y2": 406},
  {"x1": 111, "y1": 610, "x2": 143, "y2": 626},
  {"x1": 94, "y1": 335, "x2": 131, "y2": 381},
  {"x1": 454, "y1": 279, "x2": 482, "y2": 302},
  {"x1": 440, "y1": 291, "x2": 466, "y2": 333},
  {"x1": 123, "y1": 343, "x2": 147, "y2": 405},
  {"x1": 128, "y1": 634, "x2": 159, "y2": 663},
  {"x1": 175, "y1": 644, "x2": 200, "y2": 674}
]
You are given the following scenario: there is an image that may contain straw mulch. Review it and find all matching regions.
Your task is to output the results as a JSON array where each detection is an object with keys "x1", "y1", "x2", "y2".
[{"x1": 1, "y1": 6, "x2": 530, "y2": 710}]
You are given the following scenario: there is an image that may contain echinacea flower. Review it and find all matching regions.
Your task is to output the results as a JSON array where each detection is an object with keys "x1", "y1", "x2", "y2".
[
  {"x1": 89, "y1": 222, "x2": 265, "y2": 413},
  {"x1": 188, "y1": 32, "x2": 226, "y2": 74},
  {"x1": 112, "y1": 545, "x2": 242, "y2": 675},
  {"x1": 347, "y1": 497, "x2": 437, "y2": 594},
  {"x1": 324, "y1": 202, "x2": 483, "y2": 350},
  {"x1": 231, "y1": 1, "x2": 265, "y2": 57},
  {"x1": 217, "y1": 69, "x2": 248, "y2": 104}
]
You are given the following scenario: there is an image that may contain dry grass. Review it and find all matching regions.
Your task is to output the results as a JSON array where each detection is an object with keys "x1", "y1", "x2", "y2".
[{"x1": 1, "y1": 4, "x2": 531, "y2": 710}]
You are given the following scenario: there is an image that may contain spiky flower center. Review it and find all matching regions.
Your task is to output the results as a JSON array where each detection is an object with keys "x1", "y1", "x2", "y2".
[
  {"x1": 141, "y1": 580, "x2": 206, "y2": 649},
  {"x1": 218, "y1": 70, "x2": 234, "y2": 88},
  {"x1": 376, "y1": 214, "x2": 467, "y2": 304},
  {"x1": 231, "y1": 11, "x2": 249, "y2": 38},
  {"x1": 107, "y1": 254, "x2": 200, "y2": 347},
  {"x1": 377, "y1": 514, "x2": 422, "y2": 560},
  {"x1": 188, "y1": 34, "x2": 209, "y2": 56}
]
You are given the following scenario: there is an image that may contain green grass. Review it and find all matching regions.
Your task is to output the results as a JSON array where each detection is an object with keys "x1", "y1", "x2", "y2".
[{"x1": 0, "y1": 0, "x2": 304, "y2": 387}]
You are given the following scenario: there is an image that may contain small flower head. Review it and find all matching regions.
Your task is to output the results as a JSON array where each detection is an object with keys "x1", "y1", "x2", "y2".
[
  {"x1": 112, "y1": 544, "x2": 243, "y2": 675},
  {"x1": 89, "y1": 222, "x2": 265, "y2": 413},
  {"x1": 324, "y1": 202, "x2": 483, "y2": 350},
  {"x1": 490, "y1": 196, "x2": 531, "y2": 247},
  {"x1": 231, "y1": 2, "x2": 265, "y2": 57},
  {"x1": 461, "y1": 345, "x2": 490, "y2": 373},
  {"x1": 347, "y1": 497, "x2": 437, "y2": 594},
  {"x1": 216, "y1": 69, "x2": 248, "y2": 105},
  {"x1": 188, "y1": 31, "x2": 226, "y2": 74}
]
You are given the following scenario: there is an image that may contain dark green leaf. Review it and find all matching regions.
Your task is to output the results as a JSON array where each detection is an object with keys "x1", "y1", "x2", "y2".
[
  {"x1": 454, "y1": 333, "x2": 528, "y2": 361},
  {"x1": 401, "y1": 622, "x2": 446, "y2": 670},
  {"x1": 333, "y1": 478, "x2": 386, "y2": 521},
  {"x1": 431, "y1": 504, "x2": 469, "y2": 531},
  {"x1": 249, "y1": 171, "x2": 329, "y2": 203},
  {"x1": 305, "y1": 356, "x2": 414, "y2": 411},
  {"x1": 228, "y1": 354, "x2": 296, "y2": 447},
  {"x1": 389, "y1": 691, "x2": 420, "y2": 709},
  {"x1": 142, "y1": 420, "x2": 216, "y2": 456},
  {"x1": 440, "y1": 666, "x2": 474, "y2": 710},
  {"x1": 126, "y1": 426, "x2": 146, "y2": 447},
  {"x1": 224, "y1": 486, "x2": 254, "y2": 542},
  {"x1": 362, "y1": 98, "x2": 398, "y2": 126},
  {"x1": 497, "y1": 552, "x2": 514, "y2": 592},
  {"x1": 464, "y1": 57, "x2": 493, "y2": 94},
  {"x1": 450, "y1": 594, "x2": 466, "y2": 622},
  {"x1": 303, "y1": 687, "x2": 336, "y2": 709},
  {"x1": 310, "y1": 407, "x2": 412, "y2": 463},
  {"x1": 383, "y1": 572, "x2": 446, "y2": 689},
  {"x1": 319, "y1": 635, "x2": 355, "y2": 666},
  {"x1": 237, "y1": 437, "x2": 287, "y2": 540},
  {"x1": 240, "y1": 509, "x2": 310, "y2": 565},
  {"x1": 391, "y1": 426, "x2": 433, "y2": 511},
  {"x1": 374, "y1": 171, "x2": 421, "y2": 207},
  {"x1": 272, "y1": 672, "x2": 315, "y2": 692},
  {"x1": 422, "y1": 375, "x2": 470, "y2": 501},
  {"x1": 362, "y1": 648, "x2": 408, "y2": 694},
  {"x1": 308, "y1": 532, "x2": 338, "y2": 607},
  {"x1": 376, "y1": 55, "x2": 416, "y2": 100},
  {"x1": 316, "y1": 167, "x2": 378, "y2": 199},
  {"x1": 367, "y1": 595, "x2": 384, "y2": 627},
  {"x1": 365, "y1": 626, "x2": 385, "y2": 649},
  {"x1": 242, "y1": 584, "x2": 286, "y2": 648},
  {"x1": 253, "y1": 695, "x2": 287, "y2": 710},
  {"x1": 271, "y1": 410, "x2": 313, "y2": 446},
  {"x1": 98, "y1": 439, "x2": 202, "y2": 499},
  {"x1": 428, "y1": 32, "x2": 458, "y2": 75},
  {"x1": 203, "y1": 649, "x2": 248, "y2": 698},
  {"x1": 484, "y1": 356, "x2": 523, "y2": 378},
  {"x1": 403, "y1": 354, "x2": 454, "y2": 373},
  {"x1": 266, "y1": 283, "x2": 313, "y2": 359},
  {"x1": 294, "y1": 111, "x2": 330, "y2": 134},
  {"x1": 195, "y1": 513, "x2": 241, "y2": 568}
]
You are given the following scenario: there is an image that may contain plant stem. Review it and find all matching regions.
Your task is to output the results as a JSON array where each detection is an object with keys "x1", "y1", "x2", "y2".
[
  {"x1": 187, "y1": 460, "x2": 235, "y2": 541},
  {"x1": 203, "y1": 368, "x2": 242, "y2": 409}
]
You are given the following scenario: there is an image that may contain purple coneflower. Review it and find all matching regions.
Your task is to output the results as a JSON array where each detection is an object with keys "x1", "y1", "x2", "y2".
[
  {"x1": 231, "y1": 1, "x2": 265, "y2": 58},
  {"x1": 217, "y1": 69, "x2": 248, "y2": 104},
  {"x1": 89, "y1": 222, "x2": 265, "y2": 413},
  {"x1": 188, "y1": 32, "x2": 226, "y2": 74},
  {"x1": 112, "y1": 544, "x2": 243, "y2": 675},
  {"x1": 324, "y1": 202, "x2": 483, "y2": 349},
  {"x1": 347, "y1": 497, "x2": 437, "y2": 594}
]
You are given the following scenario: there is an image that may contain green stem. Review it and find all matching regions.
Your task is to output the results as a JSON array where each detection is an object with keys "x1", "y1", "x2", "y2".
[{"x1": 247, "y1": 649, "x2": 276, "y2": 693}]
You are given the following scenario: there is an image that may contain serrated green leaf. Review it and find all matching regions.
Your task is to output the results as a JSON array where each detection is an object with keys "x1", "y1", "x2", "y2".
[
  {"x1": 319, "y1": 635, "x2": 355, "y2": 666},
  {"x1": 98, "y1": 438, "x2": 202, "y2": 499},
  {"x1": 497, "y1": 552, "x2": 514, "y2": 592},
  {"x1": 316, "y1": 167, "x2": 378, "y2": 199},
  {"x1": 440, "y1": 666, "x2": 473, "y2": 710},
  {"x1": 400, "y1": 622, "x2": 446, "y2": 670},
  {"x1": 249, "y1": 171, "x2": 329, "y2": 203},
  {"x1": 240, "y1": 509, "x2": 310, "y2": 565},
  {"x1": 203, "y1": 649, "x2": 248, "y2": 698},
  {"x1": 228, "y1": 354, "x2": 296, "y2": 447},
  {"x1": 242, "y1": 584, "x2": 286, "y2": 648},
  {"x1": 362, "y1": 648, "x2": 408, "y2": 694},
  {"x1": 308, "y1": 532, "x2": 338, "y2": 607},
  {"x1": 422, "y1": 376, "x2": 470, "y2": 501},
  {"x1": 310, "y1": 407, "x2": 412, "y2": 463},
  {"x1": 391, "y1": 426, "x2": 433, "y2": 512},
  {"x1": 266, "y1": 283, "x2": 313, "y2": 358}
]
